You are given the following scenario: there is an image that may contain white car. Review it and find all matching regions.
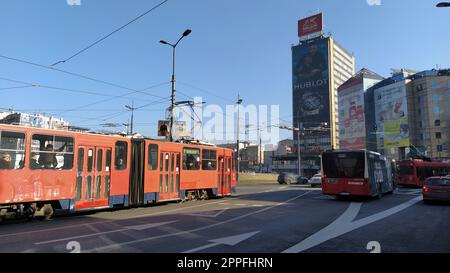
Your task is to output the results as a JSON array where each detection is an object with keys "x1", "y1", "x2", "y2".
[{"x1": 309, "y1": 174, "x2": 322, "y2": 188}]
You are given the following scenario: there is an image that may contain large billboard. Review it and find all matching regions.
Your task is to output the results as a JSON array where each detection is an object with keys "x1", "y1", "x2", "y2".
[
  {"x1": 298, "y1": 13, "x2": 323, "y2": 39},
  {"x1": 292, "y1": 38, "x2": 330, "y2": 126},
  {"x1": 374, "y1": 80, "x2": 410, "y2": 152},
  {"x1": 338, "y1": 80, "x2": 366, "y2": 150}
]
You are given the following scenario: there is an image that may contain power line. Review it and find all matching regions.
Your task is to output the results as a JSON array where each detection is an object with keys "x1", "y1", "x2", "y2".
[
  {"x1": 51, "y1": 0, "x2": 170, "y2": 66},
  {"x1": 0, "y1": 54, "x2": 167, "y2": 100}
]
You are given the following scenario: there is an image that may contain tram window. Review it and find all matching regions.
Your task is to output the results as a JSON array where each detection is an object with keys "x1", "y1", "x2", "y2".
[
  {"x1": 0, "y1": 131, "x2": 25, "y2": 170},
  {"x1": 97, "y1": 149, "x2": 103, "y2": 171},
  {"x1": 202, "y1": 149, "x2": 217, "y2": 170},
  {"x1": 30, "y1": 134, "x2": 74, "y2": 170},
  {"x1": 114, "y1": 141, "x2": 127, "y2": 170},
  {"x1": 104, "y1": 176, "x2": 110, "y2": 198},
  {"x1": 183, "y1": 148, "x2": 200, "y2": 170},
  {"x1": 77, "y1": 148, "x2": 84, "y2": 172},
  {"x1": 148, "y1": 144, "x2": 158, "y2": 170},
  {"x1": 75, "y1": 176, "x2": 82, "y2": 201},
  {"x1": 105, "y1": 150, "x2": 111, "y2": 171},
  {"x1": 87, "y1": 149, "x2": 93, "y2": 172}
]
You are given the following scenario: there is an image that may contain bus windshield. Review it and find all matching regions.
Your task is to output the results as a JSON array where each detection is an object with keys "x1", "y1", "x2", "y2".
[{"x1": 322, "y1": 152, "x2": 365, "y2": 178}]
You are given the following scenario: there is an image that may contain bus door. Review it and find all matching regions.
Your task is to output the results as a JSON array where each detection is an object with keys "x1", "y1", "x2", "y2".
[
  {"x1": 159, "y1": 151, "x2": 180, "y2": 201},
  {"x1": 75, "y1": 146, "x2": 111, "y2": 210}
]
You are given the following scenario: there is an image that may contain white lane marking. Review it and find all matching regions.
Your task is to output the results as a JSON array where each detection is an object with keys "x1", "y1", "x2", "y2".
[
  {"x1": 182, "y1": 231, "x2": 260, "y2": 253},
  {"x1": 234, "y1": 203, "x2": 247, "y2": 206},
  {"x1": 0, "y1": 199, "x2": 228, "y2": 239},
  {"x1": 186, "y1": 209, "x2": 228, "y2": 218},
  {"x1": 283, "y1": 195, "x2": 422, "y2": 253},
  {"x1": 35, "y1": 221, "x2": 177, "y2": 245},
  {"x1": 85, "y1": 191, "x2": 312, "y2": 252}
]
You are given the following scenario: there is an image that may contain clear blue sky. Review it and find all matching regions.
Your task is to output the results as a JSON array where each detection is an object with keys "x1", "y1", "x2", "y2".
[{"x1": 1, "y1": 0, "x2": 449, "y2": 143}]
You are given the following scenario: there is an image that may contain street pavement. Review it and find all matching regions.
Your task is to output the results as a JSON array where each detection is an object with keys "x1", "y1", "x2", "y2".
[{"x1": 0, "y1": 181, "x2": 449, "y2": 253}]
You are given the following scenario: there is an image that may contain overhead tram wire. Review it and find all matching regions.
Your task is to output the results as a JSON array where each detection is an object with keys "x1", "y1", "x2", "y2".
[
  {"x1": 0, "y1": 55, "x2": 167, "y2": 100},
  {"x1": 51, "y1": 0, "x2": 170, "y2": 66}
]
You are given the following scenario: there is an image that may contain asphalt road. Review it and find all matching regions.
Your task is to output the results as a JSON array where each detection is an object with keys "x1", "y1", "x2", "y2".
[{"x1": 0, "y1": 181, "x2": 449, "y2": 253}]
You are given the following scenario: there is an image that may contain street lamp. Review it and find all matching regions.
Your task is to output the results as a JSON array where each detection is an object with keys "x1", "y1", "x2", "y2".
[
  {"x1": 436, "y1": 2, "x2": 450, "y2": 7},
  {"x1": 160, "y1": 29, "x2": 192, "y2": 142},
  {"x1": 236, "y1": 95, "x2": 243, "y2": 180},
  {"x1": 125, "y1": 101, "x2": 136, "y2": 135}
]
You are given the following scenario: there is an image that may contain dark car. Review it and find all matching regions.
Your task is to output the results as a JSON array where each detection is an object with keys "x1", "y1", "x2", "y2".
[
  {"x1": 422, "y1": 176, "x2": 450, "y2": 203},
  {"x1": 297, "y1": 176, "x2": 309, "y2": 184},
  {"x1": 278, "y1": 173, "x2": 298, "y2": 184}
]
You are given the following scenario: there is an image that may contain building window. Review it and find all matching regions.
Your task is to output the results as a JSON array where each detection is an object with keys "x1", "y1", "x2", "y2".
[
  {"x1": 31, "y1": 134, "x2": 74, "y2": 170},
  {"x1": 431, "y1": 81, "x2": 439, "y2": 89},
  {"x1": 433, "y1": 106, "x2": 441, "y2": 115},
  {"x1": 416, "y1": 84, "x2": 424, "y2": 92},
  {"x1": 114, "y1": 141, "x2": 127, "y2": 170},
  {"x1": 148, "y1": 144, "x2": 158, "y2": 170},
  {"x1": 182, "y1": 148, "x2": 200, "y2": 170},
  {"x1": 0, "y1": 131, "x2": 26, "y2": 170},
  {"x1": 435, "y1": 120, "x2": 441, "y2": 126},
  {"x1": 432, "y1": 94, "x2": 440, "y2": 101},
  {"x1": 420, "y1": 133, "x2": 428, "y2": 140},
  {"x1": 436, "y1": 132, "x2": 442, "y2": 139},
  {"x1": 418, "y1": 109, "x2": 422, "y2": 116},
  {"x1": 437, "y1": 145, "x2": 443, "y2": 152}
]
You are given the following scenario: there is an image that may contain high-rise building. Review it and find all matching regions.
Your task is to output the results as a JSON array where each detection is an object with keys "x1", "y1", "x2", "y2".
[
  {"x1": 337, "y1": 68, "x2": 384, "y2": 150},
  {"x1": 292, "y1": 14, "x2": 355, "y2": 176},
  {"x1": 408, "y1": 69, "x2": 450, "y2": 161}
]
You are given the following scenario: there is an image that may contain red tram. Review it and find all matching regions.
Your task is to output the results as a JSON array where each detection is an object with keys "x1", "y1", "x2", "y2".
[{"x1": 0, "y1": 124, "x2": 236, "y2": 221}]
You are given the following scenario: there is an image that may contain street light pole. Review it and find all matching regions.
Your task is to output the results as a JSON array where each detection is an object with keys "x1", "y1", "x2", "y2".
[
  {"x1": 160, "y1": 29, "x2": 192, "y2": 142},
  {"x1": 125, "y1": 101, "x2": 135, "y2": 135},
  {"x1": 236, "y1": 95, "x2": 243, "y2": 180}
]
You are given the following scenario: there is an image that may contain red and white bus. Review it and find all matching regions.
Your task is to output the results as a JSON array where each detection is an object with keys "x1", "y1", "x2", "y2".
[
  {"x1": 321, "y1": 150, "x2": 394, "y2": 198},
  {"x1": 396, "y1": 159, "x2": 450, "y2": 187}
]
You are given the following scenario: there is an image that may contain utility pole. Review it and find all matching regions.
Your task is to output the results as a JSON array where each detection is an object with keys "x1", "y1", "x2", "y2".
[
  {"x1": 160, "y1": 29, "x2": 192, "y2": 142},
  {"x1": 296, "y1": 121, "x2": 302, "y2": 176},
  {"x1": 236, "y1": 95, "x2": 243, "y2": 180},
  {"x1": 125, "y1": 101, "x2": 135, "y2": 135}
]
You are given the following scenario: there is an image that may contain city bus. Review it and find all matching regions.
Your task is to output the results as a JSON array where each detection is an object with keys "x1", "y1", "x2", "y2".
[
  {"x1": 321, "y1": 150, "x2": 394, "y2": 198},
  {"x1": 396, "y1": 159, "x2": 450, "y2": 187}
]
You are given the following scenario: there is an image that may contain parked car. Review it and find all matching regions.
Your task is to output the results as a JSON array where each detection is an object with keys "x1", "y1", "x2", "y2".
[
  {"x1": 297, "y1": 176, "x2": 309, "y2": 184},
  {"x1": 309, "y1": 173, "x2": 322, "y2": 188},
  {"x1": 422, "y1": 176, "x2": 450, "y2": 203},
  {"x1": 278, "y1": 173, "x2": 298, "y2": 184}
]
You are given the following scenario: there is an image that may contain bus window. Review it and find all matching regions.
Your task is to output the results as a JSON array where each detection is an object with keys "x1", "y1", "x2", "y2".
[
  {"x1": 31, "y1": 134, "x2": 74, "y2": 170},
  {"x1": 148, "y1": 144, "x2": 158, "y2": 170},
  {"x1": 183, "y1": 148, "x2": 200, "y2": 170},
  {"x1": 0, "y1": 131, "x2": 25, "y2": 170},
  {"x1": 114, "y1": 141, "x2": 127, "y2": 170},
  {"x1": 322, "y1": 152, "x2": 365, "y2": 178},
  {"x1": 202, "y1": 149, "x2": 217, "y2": 170}
]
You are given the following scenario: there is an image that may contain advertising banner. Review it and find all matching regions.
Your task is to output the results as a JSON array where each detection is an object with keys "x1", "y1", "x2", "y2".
[
  {"x1": 338, "y1": 80, "x2": 366, "y2": 150},
  {"x1": 374, "y1": 81, "x2": 410, "y2": 151},
  {"x1": 298, "y1": 13, "x2": 323, "y2": 38},
  {"x1": 292, "y1": 38, "x2": 330, "y2": 125}
]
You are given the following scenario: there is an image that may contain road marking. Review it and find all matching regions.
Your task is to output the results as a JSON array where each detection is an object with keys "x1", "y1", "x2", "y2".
[
  {"x1": 0, "y1": 199, "x2": 228, "y2": 239},
  {"x1": 234, "y1": 203, "x2": 247, "y2": 206},
  {"x1": 35, "y1": 221, "x2": 177, "y2": 245},
  {"x1": 395, "y1": 189, "x2": 422, "y2": 195},
  {"x1": 84, "y1": 191, "x2": 312, "y2": 252},
  {"x1": 186, "y1": 209, "x2": 228, "y2": 218},
  {"x1": 182, "y1": 231, "x2": 260, "y2": 253},
  {"x1": 283, "y1": 195, "x2": 422, "y2": 253}
]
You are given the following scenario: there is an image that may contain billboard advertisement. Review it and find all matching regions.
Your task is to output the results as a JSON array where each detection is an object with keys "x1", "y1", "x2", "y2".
[
  {"x1": 298, "y1": 13, "x2": 323, "y2": 38},
  {"x1": 338, "y1": 80, "x2": 366, "y2": 150},
  {"x1": 374, "y1": 81, "x2": 410, "y2": 151},
  {"x1": 292, "y1": 38, "x2": 330, "y2": 126}
]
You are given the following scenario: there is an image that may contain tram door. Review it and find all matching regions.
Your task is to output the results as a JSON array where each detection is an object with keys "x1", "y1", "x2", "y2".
[
  {"x1": 218, "y1": 156, "x2": 232, "y2": 195},
  {"x1": 75, "y1": 146, "x2": 112, "y2": 209},
  {"x1": 159, "y1": 152, "x2": 180, "y2": 201}
]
